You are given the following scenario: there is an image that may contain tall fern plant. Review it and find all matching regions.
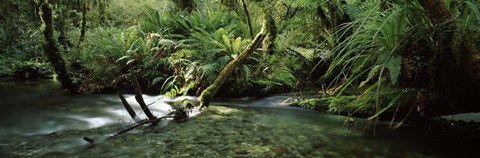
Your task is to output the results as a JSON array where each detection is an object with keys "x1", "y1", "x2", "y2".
[
  {"x1": 323, "y1": 2, "x2": 425, "y2": 119},
  {"x1": 77, "y1": 27, "x2": 141, "y2": 91}
]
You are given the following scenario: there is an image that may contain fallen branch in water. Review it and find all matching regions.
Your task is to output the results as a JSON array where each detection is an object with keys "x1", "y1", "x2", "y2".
[
  {"x1": 111, "y1": 115, "x2": 170, "y2": 137},
  {"x1": 117, "y1": 91, "x2": 138, "y2": 121},
  {"x1": 83, "y1": 107, "x2": 193, "y2": 145},
  {"x1": 111, "y1": 107, "x2": 192, "y2": 137},
  {"x1": 83, "y1": 115, "x2": 171, "y2": 145},
  {"x1": 133, "y1": 76, "x2": 157, "y2": 121}
]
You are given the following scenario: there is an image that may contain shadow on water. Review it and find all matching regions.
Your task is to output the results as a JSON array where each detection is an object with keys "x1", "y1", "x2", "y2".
[{"x1": 0, "y1": 80, "x2": 479, "y2": 157}]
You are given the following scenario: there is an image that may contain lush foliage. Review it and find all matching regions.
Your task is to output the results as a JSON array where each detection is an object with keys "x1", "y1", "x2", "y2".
[
  {"x1": 57, "y1": 0, "x2": 307, "y2": 95},
  {"x1": 2, "y1": 0, "x2": 480, "y2": 119},
  {"x1": 321, "y1": 0, "x2": 480, "y2": 119}
]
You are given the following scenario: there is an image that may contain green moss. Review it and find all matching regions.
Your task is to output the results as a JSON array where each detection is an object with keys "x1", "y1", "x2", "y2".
[
  {"x1": 200, "y1": 84, "x2": 218, "y2": 107},
  {"x1": 290, "y1": 98, "x2": 329, "y2": 111},
  {"x1": 291, "y1": 96, "x2": 375, "y2": 117},
  {"x1": 328, "y1": 96, "x2": 374, "y2": 116}
]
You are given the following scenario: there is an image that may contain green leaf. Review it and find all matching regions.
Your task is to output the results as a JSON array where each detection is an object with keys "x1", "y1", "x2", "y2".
[
  {"x1": 116, "y1": 55, "x2": 131, "y2": 63},
  {"x1": 211, "y1": 40, "x2": 227, "y2": 50},
  {"x1": 465, "y1": 1, "x2": 480, "y2": 25},
  {"x1": 385, "y1": 56, "x2": 402, "y2": 85},
  {"x1": 359, "y1": 65, "x2": 381, "y2": 88},
  {"x1": 126, "y1": 59, "x2": 136, "y2": 65},
  {"x1": 368, "y1": 93, "x2": 401, "y2": 120},
  {"x1": 232, "y1": 37, "x2": 242, "y2": 54},
  {"x1": 222, "y1": 34, "x2": 232, "y2": 53},
  {"x1": 152, "y1": 77, "x2": 165, "y2": 86}
]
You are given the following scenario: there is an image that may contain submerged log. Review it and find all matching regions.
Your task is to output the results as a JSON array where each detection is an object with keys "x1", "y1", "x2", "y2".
[
  {"x1": 110, "y1": 108, "x2": 188, "y2": 138},
  {"x1": 199, "y1": 13, "x2": 268, "y2": 107},
  {"x1": 133, "y1": 77, "x2": 157, "y2": 121},
  {"x1": 117, "y1": 91, "x2": 138, "y2": 120}
]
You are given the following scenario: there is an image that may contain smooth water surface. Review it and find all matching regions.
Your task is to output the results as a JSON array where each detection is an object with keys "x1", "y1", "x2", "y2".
[{"x1": 0, "y1": 80, "x2": 478, "y2": 157}]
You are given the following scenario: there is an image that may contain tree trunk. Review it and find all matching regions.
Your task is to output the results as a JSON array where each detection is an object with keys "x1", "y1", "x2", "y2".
[
  {"x1": 415, "y1": 0, "x2": 480, "y2": 116},
  {"x1": 262, "y1": 7, "x2": 276, "y2": 54},
  {"x1": 199, "y1": 14, "x2": 268, "y2": 107},
  {"x1": 98, "y1": 0, "x2": 107, "y2": 22},
  {"x1": 327, "y1": 1, "x2": 338, "y2": 30},
  {"x1": 419, "y1": 0, "x2": 452, "y2": 25},
  {"x1": 240, "y1": 0, "x2": 254, "y2": 38},
  {"x1": 39, "y1": 0, "x2": 79, "y2": 94},
  {"x1": 32, "y1": 0, "x2": 40, "y2": 20},
  {"x1": 316, "y1": 5, "x2": 331, "y2": 30},
  {"x1": 220, "y1": 0, "x2": 238, "y2": 11},
  {"x1": 79, "y1": 2, "x2": 87, "y2": 44}
]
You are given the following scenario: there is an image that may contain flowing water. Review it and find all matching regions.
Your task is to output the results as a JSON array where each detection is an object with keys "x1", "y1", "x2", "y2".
[{"x1": 0, "y1": 80, "x2": 478, "y2": 157}]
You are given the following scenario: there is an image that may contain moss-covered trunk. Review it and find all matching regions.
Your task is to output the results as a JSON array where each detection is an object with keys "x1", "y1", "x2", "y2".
[
  {"x1": 79, "y1": 2, "x2": 86, "y2": 44},
  {"x1": 414, "y1": 0, "x2": 480, "y2": 116},
  {"x1": 262, "y1": 7, "x2": 276, "y2": 54},
  {"x1": 240, "y1": 0, "x2": 253, "y2": 38},
  {"x1": 199, "y1": 14, "x2": 268, "y2": 107},
  {"x1": 39, "y1": 0, "x2": 79, "y2": 93}
]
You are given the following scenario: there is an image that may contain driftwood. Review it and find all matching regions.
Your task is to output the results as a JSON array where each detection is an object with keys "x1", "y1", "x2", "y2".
[
  {"x1": 89, "y1": 77, "x2": 164, "y2": 144},
  {"x1": 133, "y1": 76, "x2": 157, "y2": 121},
  {"x1": 83, "y1": 116, "x2": 169, "y2": 146},
  {"x1": 83, "y1": 108, "x2": 191, "y2": 145},
  {"x1": 117, "y1": 91, "x2": 137, "y2": 120},
  {"x1": 110, "y1": 106, "x2": 191, "y2": 138},
  {"x1": 85, "y1": 90, "x2": 193, "y2": 142},
  {"x1": 111, "y1": 115, "x2": 170, "y2": 137}
]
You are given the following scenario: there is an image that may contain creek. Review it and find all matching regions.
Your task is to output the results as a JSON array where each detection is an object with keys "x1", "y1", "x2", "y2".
[{"x1": 0, "y1": 80, "x2": 478, "y2": 157}]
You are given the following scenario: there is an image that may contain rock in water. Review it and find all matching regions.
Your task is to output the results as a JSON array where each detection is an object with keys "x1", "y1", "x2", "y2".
[{"x1": 271, "y1": 146, "x2": 289, "y2": 155}]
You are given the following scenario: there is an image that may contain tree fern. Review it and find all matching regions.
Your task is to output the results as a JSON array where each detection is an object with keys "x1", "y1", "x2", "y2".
[
  {"x1": 272, "y1": 68, "x2": 296, "y2": 87},
  {"x1": 199, "y1": 62, "x2": 219, "y2": 82},
  {"x1": 241, "y1": 65, "x2": 251, "y2": 82}
]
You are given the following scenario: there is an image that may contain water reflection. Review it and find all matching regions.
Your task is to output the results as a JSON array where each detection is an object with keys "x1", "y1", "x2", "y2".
[
  {"x1": 0, "y1": 80, "x2": 183, "y2": 137},
  {"x1": 0, "y1": 80, "x2": 479, "y2": 158}
]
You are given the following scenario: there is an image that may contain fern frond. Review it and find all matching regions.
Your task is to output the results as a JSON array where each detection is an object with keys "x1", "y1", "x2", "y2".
[
  {"x1": 342, "y1": 4, "x2": 362, "y2": 20},
  {"x1": 465, "y1": 1, "x2": 480, "y2": 25},
  {"x1": 152, "y1": 76, "x2": 165, "y2": 86},
  {"x1": 199, "y1": 62, "x2": 219, "y2": 78},
  {"x1": 359, "y1": 65, "x2": 380, "y2": 88},
  {"x1": 384, "y1": 55, "x2": 402, "y2": 85},
  {"x1": 272, "y1": 68, "x2": 296, "y2": 87}
]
